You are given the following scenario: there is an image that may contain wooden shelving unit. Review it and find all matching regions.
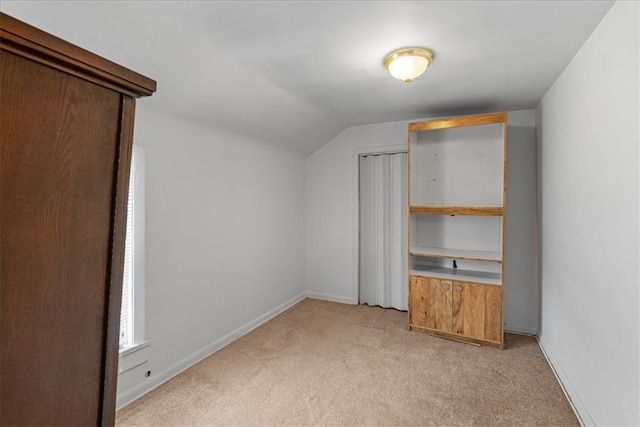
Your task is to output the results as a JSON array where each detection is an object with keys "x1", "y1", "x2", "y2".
[{"x1": 407, "y1": 112, "x2": 507, "y2": 348}]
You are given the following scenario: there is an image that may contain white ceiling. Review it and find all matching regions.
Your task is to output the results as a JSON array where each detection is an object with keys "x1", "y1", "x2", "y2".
[{"x1": 1, "y1": 1, "x2": 615, "y2": 153}]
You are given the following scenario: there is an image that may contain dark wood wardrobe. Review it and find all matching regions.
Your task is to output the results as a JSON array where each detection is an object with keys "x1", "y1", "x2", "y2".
[{"x1": 0, "y1": 13, "x2": 155, "y2": 425}]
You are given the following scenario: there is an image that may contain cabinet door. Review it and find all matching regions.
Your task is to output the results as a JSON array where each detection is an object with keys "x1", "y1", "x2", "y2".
[
  {"x1": 409, "y1": 275, "x2": 431, "y2": 328},
  {"x1": 410, "y1": 276, "x2": 453, "y2": 332},
  {"x1": 452, "y1": 281, "x2": 485, "y2": 339},
  {"x1": 484, "y1": 285, "x2": 503, "y2": 342},
  {"x1": 452, "y1": 282, "x2": 502, "y2": 342},
  {"x1": 429, "y1": 278, "x2": 453, "y2": 332}
]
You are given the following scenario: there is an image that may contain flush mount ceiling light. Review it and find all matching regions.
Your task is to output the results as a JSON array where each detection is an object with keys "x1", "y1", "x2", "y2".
[{"x1": 383, "y1": 47, "x2": 434, "y2": 84}]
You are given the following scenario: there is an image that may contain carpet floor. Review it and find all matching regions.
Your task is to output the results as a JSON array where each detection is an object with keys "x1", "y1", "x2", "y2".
[{"x1": 116, "y1": 298, "x2": 578, "y2": 426}]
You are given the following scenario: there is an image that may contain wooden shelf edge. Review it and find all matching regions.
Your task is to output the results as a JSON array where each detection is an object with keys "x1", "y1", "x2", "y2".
[
  {"x1": 408, "y1": 325, "x2": 504, "y2": 348},
  {"x1": 409, "y1": 206, "x2": 504, "y2": 216},
  {"x1": 409, "y1": 270, "x2": 502, "y2": 286},
  {"x1": 409, "y1": 248, "x2": 502, "y2": 263},
  {"x1": 408, "y1": 112, "x2": 507, "y2": 132}
]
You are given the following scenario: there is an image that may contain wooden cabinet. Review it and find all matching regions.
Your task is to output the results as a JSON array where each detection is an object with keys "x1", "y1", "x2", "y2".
[
  {"x1": 407, "y1": 113, "x2": 507, "y2": 348},
  {"x1": 0, "y1": 13, "x2": 155, "y2": 426},
  {"x1": 410, "y1": 276, "x2": 502, "y2": 345}
]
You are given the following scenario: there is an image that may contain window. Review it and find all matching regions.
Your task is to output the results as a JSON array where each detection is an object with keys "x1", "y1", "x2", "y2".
[{"x1": 119, "y1": 144, "x2": 146, "y2": 351}]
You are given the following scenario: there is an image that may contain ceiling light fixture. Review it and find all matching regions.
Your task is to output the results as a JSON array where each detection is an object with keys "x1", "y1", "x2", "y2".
[{"x1": 383, "y1": 47, "x2": 434, "y2": 84}]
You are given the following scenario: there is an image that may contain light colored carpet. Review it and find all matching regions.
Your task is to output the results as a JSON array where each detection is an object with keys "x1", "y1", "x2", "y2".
[{"x1": 116, "y1": 298, "x2": 578, "y2": 426}]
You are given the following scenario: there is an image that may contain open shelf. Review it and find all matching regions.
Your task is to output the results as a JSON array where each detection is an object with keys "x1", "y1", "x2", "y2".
[
  {"x1": 410, "y1": 265, "x2": 502, "y2": 286},
  {"x1": 409, "y1": 121, "x2": 505, "y2": 207},
  {"x1": 409, "y1": 205, "x2": 504, "y2": 216},
  {"x1": 410, "y1": 246, "x2": 501, "y2": 263}
]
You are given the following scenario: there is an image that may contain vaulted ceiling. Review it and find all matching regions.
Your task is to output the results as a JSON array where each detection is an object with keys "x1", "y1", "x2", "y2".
[{"x1": 1, "y1": 1, "x2": 615, "y2": 153}]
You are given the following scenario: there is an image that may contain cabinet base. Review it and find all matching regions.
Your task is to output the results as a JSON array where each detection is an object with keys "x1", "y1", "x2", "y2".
[{"x1": 409, "y1": 324, "x2": 505, "y2": 349}]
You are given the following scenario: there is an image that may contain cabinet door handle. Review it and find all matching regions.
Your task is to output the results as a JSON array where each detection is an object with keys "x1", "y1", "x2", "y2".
[
  {"x1": 442, "y1": 284, "x2": 450, "y2": 291},
  {"x1": 456, "y1": 285, "x2": 463, "y2": 292}
]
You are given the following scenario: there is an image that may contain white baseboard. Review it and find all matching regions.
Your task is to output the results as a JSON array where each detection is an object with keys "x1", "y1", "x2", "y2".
[
  {"x1": 504, "y1": 330, "x2": 536, "y2": 337},
  {"x1": 305, "y1": 291, "x2": 354, "y2": 305},
  {"x1": 537, "y1": 336, "x2": 594, "y2": 426},
  {"x1": 504, "y1": 325, "x2": 538, "y2": 335},
  {"x1": 116, "y1": 292, "x2": 307, "y2": 410}
]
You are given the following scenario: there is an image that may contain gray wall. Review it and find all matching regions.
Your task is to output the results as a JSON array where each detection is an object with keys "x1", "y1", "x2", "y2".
[
  {"x1": 116, "y1": 109, "x2": 306, "y2": 406},
  {"x1": 504, "y1": 117, "x2": 539, "y2": 334},
  {"x1": 536, "y1": 1, "x2": 639, "y2": 425},
  {"x1": 305, "y1": 110, "x2": 540, "y2": 334}
]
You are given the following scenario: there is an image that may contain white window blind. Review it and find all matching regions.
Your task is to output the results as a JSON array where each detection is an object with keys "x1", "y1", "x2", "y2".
[{"x1": 119, "y1": 156, "x2": 135, "y2": 349}]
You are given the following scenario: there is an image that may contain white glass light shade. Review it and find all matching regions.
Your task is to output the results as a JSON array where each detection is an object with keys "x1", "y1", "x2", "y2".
[{"x1": 384, "y1": 48, "x2": 434, "y2": 84}]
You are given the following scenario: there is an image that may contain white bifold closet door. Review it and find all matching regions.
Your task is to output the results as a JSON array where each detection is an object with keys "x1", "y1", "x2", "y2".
[{"x1": 359, "y1": 152, "x2": 407, "y2": 310}]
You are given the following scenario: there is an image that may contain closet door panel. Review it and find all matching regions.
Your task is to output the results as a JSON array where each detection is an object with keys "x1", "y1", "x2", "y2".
[{"x1": 1, "y1": 51, "x2": 122, "y2": 426}]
